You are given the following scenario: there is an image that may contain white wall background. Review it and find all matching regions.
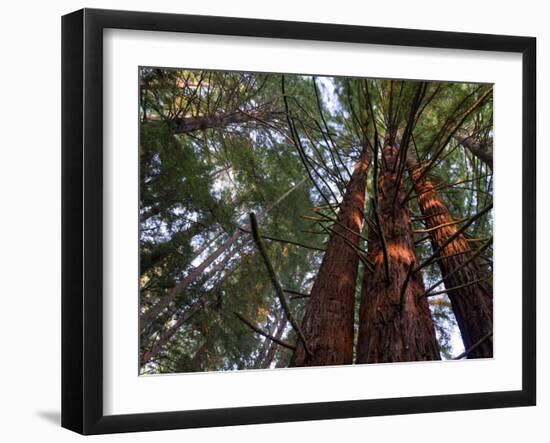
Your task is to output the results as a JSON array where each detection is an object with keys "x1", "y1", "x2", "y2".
[{"x1": 0, "y1": 1, "x2": 546, "y2": 441}]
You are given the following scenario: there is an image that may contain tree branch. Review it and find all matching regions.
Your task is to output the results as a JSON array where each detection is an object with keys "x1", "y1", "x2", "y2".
[
  {"x1": 453, "y1": 331, "x2": 493, "y2": 360},
  {"x1": 319, "y1": 223, "x2": 374, "y2": 272},
  {"x1": 234, "y1": 312, "x2": 296, "y2": 351},
  {"x1": 412, "y1": 217, "x2": 468, "y2": 234},
  {"x1": 282, "y1": 75, "x2": 338, "y2": 217},
  {"x1": 424, "y1": 236, "x2": 493, "y2": 294},
  {"x1": 249, "y1": 212, "x2": 312, "y2": 356},
  {"x1": 238, "y1": 227, "x2": 325, "y2": 253},
  {"x1": 423, "y1": 277, "x2": 489, "y2": 298},
  {"x1": 402, "y1": 86, "x2": 493, "y2": 204},
  {"x1": 414, "y1": 202, "x2": 493, "y2": 274}
]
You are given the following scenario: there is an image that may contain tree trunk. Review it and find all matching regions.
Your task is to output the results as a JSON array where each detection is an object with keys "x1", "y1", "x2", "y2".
[
  {"x1": 291, "y1": 142, "x2": 371, "y2": 367},
  {"x1": 356, "y1": 140, "x2": 440, "y2": 364},
  {"x1": 141, "y1": 298, "x2": 204, "y2": 366},
  {"x1": 407, "y1": 154, "x2": 493, "y2": 358},
  {"x1": 254, "y1": 312, "x2": 288, "y2": 369},
  {"x1": 173, "y1": 110, "x2": 276, "y2": 134},
  {"x1": 139, "y1": 231, "x2": 241, "y2": 330},
  {"x1": 454, "y1": 128, "x2": 493, "y2": 170},
  {"x1": 191, "y1": 341, "x2": 209, "y2": 370},
  {"x1": 140, "y1": 247, "x2": 242, "y2": 367}
]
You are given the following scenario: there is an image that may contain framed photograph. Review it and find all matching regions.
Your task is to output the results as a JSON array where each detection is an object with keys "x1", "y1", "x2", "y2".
[{"x1": 61, "y1": 8, "x2": 536, "y2": 435}]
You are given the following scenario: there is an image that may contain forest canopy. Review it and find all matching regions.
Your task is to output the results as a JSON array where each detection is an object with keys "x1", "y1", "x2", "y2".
[{"x1": 139, "y1": 67, "x2": 493, "y2": 374}]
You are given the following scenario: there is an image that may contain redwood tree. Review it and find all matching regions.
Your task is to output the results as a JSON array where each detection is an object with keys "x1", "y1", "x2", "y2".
[
  {"x1": 139, "y1": 70, "x2": 494, "y2": 373},
  {"x1": 356, "y1": 139, "x2": 440, "y2": 363},
  {"x1": 407, "y1": 153, "x2": 493, "y2": 358},
  {"x1": 292, "y1": 142, "x2": 371, "y2": 366}
]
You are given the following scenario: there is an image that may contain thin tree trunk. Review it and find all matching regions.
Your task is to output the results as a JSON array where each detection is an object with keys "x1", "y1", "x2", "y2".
[
  {"x1": 252, "y1": 313, "x2": 280, "y2": 369},
  {"x1": 172, "y1": 110, "x2": 276, "y2": 134},
  {"x1": 140, "y1": 177, "x2": 307, "y2": 331},
  {"x1": 291, "y1": 142, "x2": 371, "y2": 367},
  {"x1": 356, "y1": 140, "x2": 440, "y2": 364},
  {"x1": 141, "y1": 298, "x2": 205, "y2": 367},
  {"x1": 139, "y1": 231, "x2": 240, "y2": 330},
  {"x1": 140, "y1": 228, "x2": 223, "y2": 278},
  {"x1": 140, "y1": 247, "x2": 240, "y2": 367},
  {"x1": 190, "y1": 341, "x2": 209, "y2": 370},
  {"x1": 254, "y1": 312, "x2": 288, "y2": 369},
  {"x1": 454, "y1": 128, "x2": 493, "y2": 170},
  {"x1": 407, "y1": 153, "x2": 493, "y2": 358}
]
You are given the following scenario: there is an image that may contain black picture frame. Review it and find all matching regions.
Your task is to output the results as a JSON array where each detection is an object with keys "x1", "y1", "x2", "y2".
[{"x1": 61, "y1": 8, "x2": 536, "y2": 435}]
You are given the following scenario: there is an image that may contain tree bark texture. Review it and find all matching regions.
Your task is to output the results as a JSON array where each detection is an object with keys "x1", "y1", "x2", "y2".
[
  {"x1": 407, "y1": 155, "x2": 493, "y2": 358},
  {"x1": 173, "y1": 110, "x2": 275, "y2": 134},
  {"x1": 291, "y1": 143, "x2": 371, "y2": 367},
  {"x1": 454, "y1": 128, "x2": 493, "y2": 170},
  {"x1": 356, "y1": 141, "x2": 441, "y2": 364}
]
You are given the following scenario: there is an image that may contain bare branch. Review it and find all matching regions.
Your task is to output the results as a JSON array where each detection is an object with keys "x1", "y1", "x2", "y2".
[
  {"x1": 402, "y1": 86, "x2": 493, "y2": 204},
  {"x1": 249, "y1": 212, "x2": 312, "y2": 356},
  {"x1": 423, "y1": 277, "x2": 489, "y2": 298},
  {"x1": 424, "y1": 236, "x2": 493, "y2": 294},
  {"x1": 234, "y1": 312, "x2": 296, "y2": 351},
  {"x1": 238, "y1": 227, "x2": 325, "y2": 253},
  {"x1": 414, "y1": 202, "x2": 493, "y2": 274},
  {"x1": 453, "y1": 331, "x2": 493, "y2": 360},
  {"x1": 413, "y1": 217, "x2": 468, "y2": 234}
]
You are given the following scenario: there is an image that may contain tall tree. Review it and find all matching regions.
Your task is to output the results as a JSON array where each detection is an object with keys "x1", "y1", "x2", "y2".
[
  {"x1": 407, "y1": 151, "x2": 493, "y2": 358},
  {"x1": 138, "y1": 69, "x2": 494, "y2": 373},
  {"x1": 292, "y1": 142, "x2": 371, "y2": 366},
  {"x1": 356, "y1": 139, "x2": 441, "y2": 363}
]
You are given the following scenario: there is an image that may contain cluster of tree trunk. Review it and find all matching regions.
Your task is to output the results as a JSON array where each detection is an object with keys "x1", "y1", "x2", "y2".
[
  {"x1": 139, "y1": 71, "x2": 494, "y2": 371},
  {"x1": 289, "y1": 135, "x2": 492, "y2": 365}
]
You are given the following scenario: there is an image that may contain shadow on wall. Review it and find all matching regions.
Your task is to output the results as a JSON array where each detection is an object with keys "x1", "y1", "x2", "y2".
[{"x1": 35, "y1": 410, "x2": 60, "y2": 426}]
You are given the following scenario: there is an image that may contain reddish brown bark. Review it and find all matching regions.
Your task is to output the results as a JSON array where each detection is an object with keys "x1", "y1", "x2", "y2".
[
  {"x1": 356, "y1": 140, "x2": 440, "y2": 364},
  {"x1": 407, "y1": 155, "x2": 493, "y2": 358},
  {"x1": 291, "y1": 143, "x2": 371, "y2": 367}
]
